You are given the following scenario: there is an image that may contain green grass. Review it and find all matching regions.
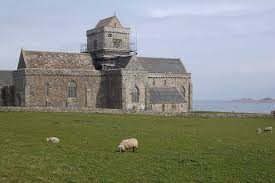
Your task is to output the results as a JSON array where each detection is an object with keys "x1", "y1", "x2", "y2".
[
  {"x1": 0, "y1": 112, "x2": 274, "y2": 183},
  {"x1": 192, "y1": 110, "x2": 262, "y2": 114}
]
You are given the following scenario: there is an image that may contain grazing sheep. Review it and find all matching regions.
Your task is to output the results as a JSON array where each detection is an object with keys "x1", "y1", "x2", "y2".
[
  {"x1": 256, "y1": 128, "x2": 262, "y2": 133},
  {"x1": 117, "y1": 138, "x2": 138, "y2": 152},
  {"x1": 263, "y1": 127, "x2": 272, "y2": 133},
  {"x1": 46, "y1": 137, "x2": 60, "y2": 143}
]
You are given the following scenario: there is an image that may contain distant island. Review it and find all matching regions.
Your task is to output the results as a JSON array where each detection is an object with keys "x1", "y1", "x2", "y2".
[{"x1": 232, "y1": 98, "x2": 275, "y2": 103}]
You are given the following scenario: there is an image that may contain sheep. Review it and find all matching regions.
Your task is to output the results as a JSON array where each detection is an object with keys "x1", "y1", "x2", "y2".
[
  {"x1": 117, "y1": 138, "x2": 138, "y2": 152},
  {"x1": 46, "y1": 137, "x2": 60, "y2": 143},
  {"x1": 256, "y1": 128, "x2": 262, "y2": 133},
  {"x1": 263, "y1": 127, "x2": 272, "y2": 133}
]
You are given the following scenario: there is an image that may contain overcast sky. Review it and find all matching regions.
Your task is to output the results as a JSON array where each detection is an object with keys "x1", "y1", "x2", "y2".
[{"x1": 0, "y1": 0, "x2": 274, "y2": 100}]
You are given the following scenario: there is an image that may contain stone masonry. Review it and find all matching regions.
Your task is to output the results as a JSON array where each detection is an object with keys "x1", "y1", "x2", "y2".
[{"x1": 1, "y1": 16, "x2": 192, "y2": 114}]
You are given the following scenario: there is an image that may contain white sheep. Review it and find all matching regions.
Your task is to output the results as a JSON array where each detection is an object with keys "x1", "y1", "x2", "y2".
[
  {"x1": 117, "y1": 138, "x2": 138, "y2": 152},
  {"x1": 256, "y1": 128, "x2": 262, "y2": 133},
  {"x1": 46, "y1": 137, "x2": 60, "y2": 143},
  {"x1": 263, "y1": 127, "x2": 272, "y2": 133}
]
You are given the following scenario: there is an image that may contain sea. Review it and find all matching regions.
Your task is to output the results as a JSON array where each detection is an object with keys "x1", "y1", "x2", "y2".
[{"x1": 193, "y1": 100, "x2": 275, "y2": 114}]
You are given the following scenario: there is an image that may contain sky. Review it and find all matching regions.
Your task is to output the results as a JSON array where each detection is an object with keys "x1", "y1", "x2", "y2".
[{"x1": 0, "y1": 0, "x2": 274, "y2": 100}]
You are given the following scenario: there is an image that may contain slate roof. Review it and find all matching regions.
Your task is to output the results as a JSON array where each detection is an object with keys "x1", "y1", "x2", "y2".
[
  {"x1": 138, "y1": 57, "x2": 187, "y2": 73},
  {"x1": 20, "y1": 50, "x2": 95, "y2": 70},
  {"x1": 109, "y1": 56, "x2": 144, "y2": 70},
  {"x1": 0, "y1": 70, "x2": 14, "y2": 86},
  {"x1": 109, "y1": 56, "x2": 187, "y2": 73},
  {"x1": 150, "y1": 87, "x2": 184, "y2": 104},
  {"x1": 95, "y1": 16, "x2": 123, "y2": 28}
]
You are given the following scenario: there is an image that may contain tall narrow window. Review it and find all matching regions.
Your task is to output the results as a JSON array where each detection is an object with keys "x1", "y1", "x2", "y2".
[
  {"x1": 85, "y1": 87, "x2": 87, "y2": 107},
  {"x1": 181, "y1": 86, "x2": 186, "y2": 99},
  {"x1": 164, "y1": 80, "x2": 167, "y2": 86},
  {"x1": 45, "y1": 82, "x2": 50, "y2": 97},
  {"x1": 68, "y1": 81, "x2": 77, "y2": 98},
  {"x1": 188, "y1": 83, "x2": 192, "y2": 110},
  {"x1": 152, "y1": 79, "x2": 155, "y2": 86},
  {"x1": 131, "y1": 85, "x2": 140, "y2": 103}
]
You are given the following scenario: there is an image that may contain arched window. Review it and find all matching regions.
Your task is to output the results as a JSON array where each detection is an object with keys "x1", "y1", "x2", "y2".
[
  {"x1": 181, "y1": 86, "x2": 186, "y2": 99},
  {"x1": 68, "y1": 81, "x2": 77, "y2": 98},
  {"x1": 131, "y1": 85, "x2": 140, "y2": 103}
]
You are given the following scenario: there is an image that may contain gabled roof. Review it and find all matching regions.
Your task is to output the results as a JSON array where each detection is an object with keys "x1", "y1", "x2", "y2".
[
  {"x1": 0, "y1": 70, "x2": 14, "y2": 86},
  {"x1": 150, "y1": 87, "x2": 184, "y2": 104},
  {"x1": 19, "y1": 49, "x2": 95, "y2": 70},
  {"x1": 110, "y1": 56, "x2": 188, "y2": 73},
  {"x1": 138, "y1": 57, "x2": 187, "y2": 74},
  {"x1": 95, "y1": 16, "x2": 123, "y2": 28}
]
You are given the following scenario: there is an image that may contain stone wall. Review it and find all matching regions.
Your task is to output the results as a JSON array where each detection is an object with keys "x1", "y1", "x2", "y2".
[
  {"x1": 150, "y1": 103, "x2": 188, "y2": 113},
  {"x1": 121, "y1": 70, "x2": 148, "y2": 111},
  {"x1": 14, "y1": 68, "x2": 104, "y2": 109},
  {"x1": 13, "y1": 69, "x2": 26, "y2": 106},
  {"x1": 147, "y1": 73, "x2": 192, "y2": 112},
  {"x1": 87, "y1": 27, "x2": 105, "y2": 52},
  {"x1": 0, "y1": 86, "x2": 14, "y2": 106},
  {"x1": 0, "y1": 106, "x2": 273, "y2": 119},
  {"x1": 11, "y1": 66, "x2": 193, "y2": 114},
  {"x1": 103, "y1": 27, "x2": 130, "y2": 51},
  {"x1": 87, "y1": 26, "x2": 130, "y2": 58},
  {"x1": 119, "y1": 70, "x2": 192, "y2": 113}
]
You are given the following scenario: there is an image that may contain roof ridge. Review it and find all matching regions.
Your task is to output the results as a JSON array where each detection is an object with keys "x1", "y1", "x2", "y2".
[
  {"x1": 24, "y1": 49, "x2": 90, "y2": 55},
  {"x1": 95, "y1": 16, "x2": 123, "y2": 28},
  {"x1": 138, "y1": 56, "x2": 181, "y2": 60},
  {"x1": 99, "y1": 16, "x2": 116, "y2": 21}
]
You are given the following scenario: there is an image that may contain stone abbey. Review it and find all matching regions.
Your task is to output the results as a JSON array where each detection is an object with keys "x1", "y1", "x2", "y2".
[{"x1": 0, "y1": 16, "x2": 192, "y2": 114}]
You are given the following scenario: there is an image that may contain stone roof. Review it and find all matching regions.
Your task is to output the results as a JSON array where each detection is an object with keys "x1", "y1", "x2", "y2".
[
  {"x1": 0, "y1": 70, "x2": 14, "y2": 86},
  {"x1": 110, "y1": 56, "x2": 188, "y2": 73},
  {"x1": 19, "y1": 50, "x2": 95, "y2": 70},
  {"x1": 95, "y1": 16, "x2": 123, "y2": 28},
  {"x1": 138, "y1": 57, "x2": 187, "y2": 74},
  {"x1": 150, "y1": 87, "x2": 184, "y2": 104}
]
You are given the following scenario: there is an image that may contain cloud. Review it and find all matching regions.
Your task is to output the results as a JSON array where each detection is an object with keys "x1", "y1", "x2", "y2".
[
  {"x1": 148, "y1": 4, "x2": 242, "y2": 18},
  {"x1": 145, "y1": 1, "x2": 275, "y2": 18}
]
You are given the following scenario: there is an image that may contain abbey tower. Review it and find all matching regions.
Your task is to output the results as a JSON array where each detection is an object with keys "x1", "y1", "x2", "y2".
[{"x1": 86, "y1": 16, "x2": 131, "y2": 58}]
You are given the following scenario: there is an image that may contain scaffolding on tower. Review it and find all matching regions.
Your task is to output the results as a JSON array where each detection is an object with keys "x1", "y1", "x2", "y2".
[
  {"x1": 80, "y1": 42, "x2": 88, "y2": 53},
  {"x1": 129, "y1": 30, "x2": 138, "y2": 55}
]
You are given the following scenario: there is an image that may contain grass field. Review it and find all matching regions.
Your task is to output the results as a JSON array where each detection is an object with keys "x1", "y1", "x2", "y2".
[{"x1": 0, "y1": 112, "x2": 274, "y2": 183}]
